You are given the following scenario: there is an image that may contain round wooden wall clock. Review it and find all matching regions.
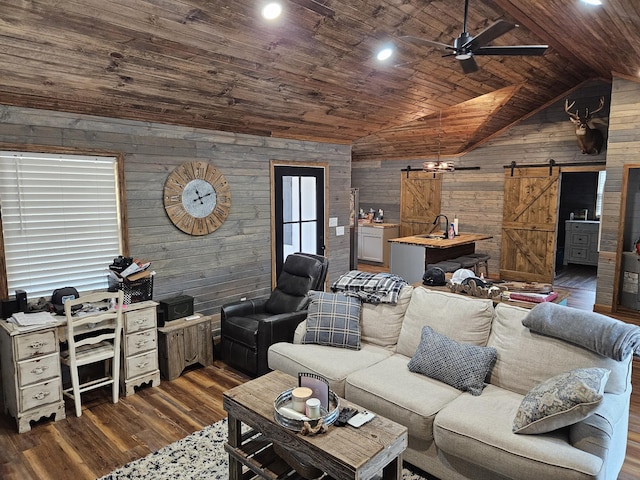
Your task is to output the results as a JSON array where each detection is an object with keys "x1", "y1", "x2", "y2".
[{"x1": 163, "y1": 161, "x2": 231, "y2": 235}]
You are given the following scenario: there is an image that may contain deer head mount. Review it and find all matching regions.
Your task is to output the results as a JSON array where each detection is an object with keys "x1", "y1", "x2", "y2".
[{"x1": 564, "y1": 97, "x2": 605, "y2": 155}]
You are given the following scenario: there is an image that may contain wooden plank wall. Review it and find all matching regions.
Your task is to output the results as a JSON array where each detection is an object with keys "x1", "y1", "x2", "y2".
[
  {"x1": 353, "y1": 80, "x2": 612, "y2": 286},
  {"x1": 0, "y1": 105, "x2": 352, "y2": 335},
  {"x1": 596, "y1": 76, "x2": 640, "y2": 309}
]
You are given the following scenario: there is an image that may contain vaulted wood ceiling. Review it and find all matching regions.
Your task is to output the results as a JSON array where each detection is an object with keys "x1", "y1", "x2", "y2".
[{"x1": 0, "y1": 1, "x2": 638, "y2": 161}]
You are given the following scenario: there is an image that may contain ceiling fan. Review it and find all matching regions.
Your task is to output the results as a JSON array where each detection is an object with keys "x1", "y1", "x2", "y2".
[{"x1": 400, "y1": 0, "x2": 548, "y2": 74}]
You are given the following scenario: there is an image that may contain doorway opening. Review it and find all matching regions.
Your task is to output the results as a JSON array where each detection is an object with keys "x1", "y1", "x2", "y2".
[{"x1": 554, "y1": 169, "x2": 605, "y2": 300}]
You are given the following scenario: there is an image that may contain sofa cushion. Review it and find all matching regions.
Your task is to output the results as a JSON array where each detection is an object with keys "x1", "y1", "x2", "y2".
[
  {"x1": 345, "y1": 354, "x2": 461, "y2": 442},
  {"x1": 408, "y1": 326, "x2": 496, "y2": 396},
  {"x1": 513, "y1": 368, "x2": 610, "y2": 435},
  {"x1": 434, "y1": 385, "x2": 604, "y2": 480},
  {"x1": 396, "y1": 287, "x2": 494, "y2": 357},
  {"x1": 360, "y1": 285, "x2": 413, "y2": 350},
  {"x1": 268, "y1": 342, "x2": 392, "y2": 397},
  {"x1": 302, "y1": 292, "x2": 361, "y2": 350},
  {"x1": 487, "y1": 303, "x2": 630, "y2": 396}
]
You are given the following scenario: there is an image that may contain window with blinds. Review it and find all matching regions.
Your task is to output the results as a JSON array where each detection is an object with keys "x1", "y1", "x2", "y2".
[{"x1": 0, "y1": 151, "x2": 123, "y2": 298}]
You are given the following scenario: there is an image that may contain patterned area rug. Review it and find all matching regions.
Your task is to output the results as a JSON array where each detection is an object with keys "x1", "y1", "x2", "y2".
[{"x1": 100, "y1": 418, "x2": 434, "y2": 480}]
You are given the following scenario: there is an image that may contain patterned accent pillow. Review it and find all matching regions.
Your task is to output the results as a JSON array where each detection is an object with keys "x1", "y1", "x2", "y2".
[
  {"x1": 513, "y1": 367, "x2": 610, "y2": 434},
  {"x1": 302, "y1": 292, "x2": 362, "y2": 350},
  {"x1": 407, "y1": 326, "x2": 496, "y2": 396}
]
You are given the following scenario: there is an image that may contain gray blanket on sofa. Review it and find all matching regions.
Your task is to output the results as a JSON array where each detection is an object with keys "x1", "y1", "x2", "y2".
[{"x1": 522, "y1": 302, "x2": 640, "y2": 361}]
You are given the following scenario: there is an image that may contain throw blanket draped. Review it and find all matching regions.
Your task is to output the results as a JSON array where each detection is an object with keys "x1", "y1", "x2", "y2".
[
  {"x1": 522, "y1": 302, "x2": 640, "y2": 361},
  {"x1": 331, "y1": 270, "x2": 408, "y2": 304}
]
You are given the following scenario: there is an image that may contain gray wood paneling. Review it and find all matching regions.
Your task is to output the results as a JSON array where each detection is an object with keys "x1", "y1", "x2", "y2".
[
  {"x1": 353, "y1": 80, "x2": 612, "y2": 288},
  {"x1": 0, "y1": 105, "x2": 351, "y2": 334}
]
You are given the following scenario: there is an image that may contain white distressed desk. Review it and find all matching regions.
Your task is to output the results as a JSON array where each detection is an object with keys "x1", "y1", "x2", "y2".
[{"x1": 0, "y1": 300, "x2": 159, "y2": 433}]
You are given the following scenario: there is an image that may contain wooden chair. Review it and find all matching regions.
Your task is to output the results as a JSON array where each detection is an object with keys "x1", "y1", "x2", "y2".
[{"x1": 60, "y1": 290, "x2": 124, "y2": 417}]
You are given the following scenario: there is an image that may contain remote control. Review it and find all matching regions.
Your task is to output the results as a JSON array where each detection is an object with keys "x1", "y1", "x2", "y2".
[
  {"x1": 335, "y1": 407, "x2": 358, "y2": 427},
  {"x1": 347, "y1": 410, "x2": 376, "y2": 428}
]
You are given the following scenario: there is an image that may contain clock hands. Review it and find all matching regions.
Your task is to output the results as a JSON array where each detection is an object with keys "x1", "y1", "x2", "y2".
[{"x1": 193, "y1": 188, "x2": 213, "y2": 205}]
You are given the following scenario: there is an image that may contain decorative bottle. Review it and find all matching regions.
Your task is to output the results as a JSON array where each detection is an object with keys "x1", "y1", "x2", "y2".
[
  {"x1": 453, "y1": 215, "x2": 459, "y2": 236},
  {"x1": 448, "y1": 223, "x2": 455, "y2": 240}
]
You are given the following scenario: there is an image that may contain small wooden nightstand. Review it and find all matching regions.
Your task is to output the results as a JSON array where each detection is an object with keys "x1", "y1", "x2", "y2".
[{"x1": 157, "y1": 314, "x2": 213, "y2": 380}]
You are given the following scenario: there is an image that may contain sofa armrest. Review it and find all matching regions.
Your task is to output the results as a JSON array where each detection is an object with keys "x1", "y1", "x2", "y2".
[
  {"x1": 221, "y1": 298, "x2": 268, "y2": 320},
  {"x1": 569, "y1": 391, "x2": 630, "y2": 466}
]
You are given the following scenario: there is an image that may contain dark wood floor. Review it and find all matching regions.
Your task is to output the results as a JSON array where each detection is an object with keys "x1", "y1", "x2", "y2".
[{"x1": 0, "y1": 264, "x2": 638, "y2": 479}]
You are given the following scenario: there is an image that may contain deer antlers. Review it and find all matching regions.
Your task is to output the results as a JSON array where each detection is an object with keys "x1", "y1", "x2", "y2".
[{"x1": 565, "y1": 96, "x2": 605, "y2": 121}]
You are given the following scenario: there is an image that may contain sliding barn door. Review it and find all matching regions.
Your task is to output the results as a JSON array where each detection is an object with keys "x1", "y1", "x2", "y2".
[
  {"x1": 400, "y1": 171, "x2": 442, "y2": 237},
  {"x1": 501, "y1": 166, "x2": 560, "y2": 283}
]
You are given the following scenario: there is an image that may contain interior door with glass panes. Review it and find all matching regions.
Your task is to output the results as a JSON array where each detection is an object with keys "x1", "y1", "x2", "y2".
[{"x1": 273, "y1": 165, "x2": 325, "y2": 283}]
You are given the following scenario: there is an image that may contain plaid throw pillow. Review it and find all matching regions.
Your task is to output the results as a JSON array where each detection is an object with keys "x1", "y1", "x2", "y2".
[
  {"x1": 302, "y1": 291, "x2": 362, "y2": 350},
  {"x1": 408, "y1": 326, "x2": 496, "y2": 396}
]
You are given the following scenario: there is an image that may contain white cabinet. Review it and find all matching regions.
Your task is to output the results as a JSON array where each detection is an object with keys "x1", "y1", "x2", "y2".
[
  {"x1": 357, "y1": 224, "x2": 399, "y2": 266},
  {"x1": 121, "y1": 302, "x2": 161, "y2": 396},
  {"x1": 0, "y1": 325, "x2": 65, "y2": 433},
  {"x1": 564, "y1": 221, "x2": 600, "y2": 266}
]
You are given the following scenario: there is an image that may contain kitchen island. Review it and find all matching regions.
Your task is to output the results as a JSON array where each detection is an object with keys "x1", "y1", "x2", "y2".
[{"x1": 388, "y1": 232, "x2": 493, "y2": 284}]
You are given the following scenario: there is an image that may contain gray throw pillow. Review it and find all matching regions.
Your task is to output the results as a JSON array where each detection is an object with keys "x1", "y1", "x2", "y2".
[
  {"x1": 407, "y1": 326, "x2": 496, "y2": 396},
  {"x1": 513, "y1": 367, "x2": 610, "y2": 434},
  {"x1": 302, "y1": 292, "x2": 362, "y2": 350}
]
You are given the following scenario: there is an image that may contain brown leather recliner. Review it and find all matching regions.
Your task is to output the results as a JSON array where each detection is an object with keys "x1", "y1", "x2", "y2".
[{"x1": 220, "y1": 252, "x2": 329, "y2": 377}]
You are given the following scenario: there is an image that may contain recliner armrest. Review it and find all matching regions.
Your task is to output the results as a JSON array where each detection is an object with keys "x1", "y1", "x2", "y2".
[
  {"x1": 221, "y1": 298, "x2": 268, "y2": 320},
  {"x1": 259, "y1": 310, "x2": 310, "y2": 345}
]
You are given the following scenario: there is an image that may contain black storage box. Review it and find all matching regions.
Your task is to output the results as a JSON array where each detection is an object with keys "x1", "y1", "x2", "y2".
[
  {"x1": 158, "y1": 295, "x2": 194, "y2": 325},
  {"x1": 108, "y1": 273, "x2": 154, "y2": 304}
]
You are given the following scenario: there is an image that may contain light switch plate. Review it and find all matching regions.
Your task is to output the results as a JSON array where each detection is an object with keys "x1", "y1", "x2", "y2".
[
  {"x1": 329, "y1": 217, "x2": 338, "y2": 227},
  {"x1": 336, "y1": 226, "x2": 345, "y2": 236}
]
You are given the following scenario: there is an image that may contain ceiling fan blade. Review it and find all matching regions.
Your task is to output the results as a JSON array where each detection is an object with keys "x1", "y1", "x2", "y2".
[
  {"x1": 473, "y1": 45, "x2": 548, "y2": 56},
  {"x1": 459, "y1": 56, "x2": 479, "y2": 74},
  {"x1": 462, "y1": 20, "x2": 516, "y2": 50},
  {"x1": 399, "y1": 35, "x2": 454, "y2": 52}
]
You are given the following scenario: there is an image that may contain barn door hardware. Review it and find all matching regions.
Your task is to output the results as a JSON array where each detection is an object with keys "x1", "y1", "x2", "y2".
[{"x1": 504, "y1": 159, "x2": 604, "y2": 177}]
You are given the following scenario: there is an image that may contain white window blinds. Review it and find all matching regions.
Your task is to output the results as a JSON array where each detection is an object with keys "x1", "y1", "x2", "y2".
[{"x1": 0, "y1": 151, "x2": 122, "y2": 298}]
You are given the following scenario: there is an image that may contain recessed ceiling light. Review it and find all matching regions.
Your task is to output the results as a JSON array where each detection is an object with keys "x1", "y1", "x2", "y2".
[
  {"x1": 262, "y1": 2, "x2": 283, "y2": 20},
  {"x1": 581, "y1": 0, "x2": 603, "y2": 5},
  {"x1": 377, "y1": 47, "x2": 394, "y2": 62}
]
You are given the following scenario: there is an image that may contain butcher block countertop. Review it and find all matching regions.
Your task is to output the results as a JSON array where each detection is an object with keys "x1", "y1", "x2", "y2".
[
  {"x1": 358, "y1": 222, "x2": 399, "y2": 228},
  {"x1": 388, "y1": 232, "x2": 493, "y2": 248}
]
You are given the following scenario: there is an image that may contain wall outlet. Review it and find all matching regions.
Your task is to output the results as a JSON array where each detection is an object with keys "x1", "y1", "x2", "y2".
[{"x1": 240, "y1": 297, "x2": 247, "y2": 301}]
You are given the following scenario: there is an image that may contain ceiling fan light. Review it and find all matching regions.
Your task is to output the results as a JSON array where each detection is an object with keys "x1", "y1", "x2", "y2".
[
  {"x1": 581, "y1": 0, "x2": 603, "y2": 5},
  {"x1": 455, "y1": 52, "x2": 472, "y2": 60}
]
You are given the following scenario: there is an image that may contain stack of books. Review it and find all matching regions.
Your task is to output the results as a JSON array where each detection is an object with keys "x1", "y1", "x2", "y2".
[{"x1": 507, "y1": 291, "x2": 558, "y2": 303}]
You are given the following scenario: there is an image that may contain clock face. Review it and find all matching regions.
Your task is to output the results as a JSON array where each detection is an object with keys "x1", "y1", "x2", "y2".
[{"x1": 163, "y1": 161, "x2": 231, "y2": 235}]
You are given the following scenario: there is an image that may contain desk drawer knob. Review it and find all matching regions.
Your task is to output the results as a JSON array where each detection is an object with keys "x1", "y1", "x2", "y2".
[
  {"x1": 33, "y1": 391, "x2": 50, "y2": 401},
  {"x1": 136, "y1": 361, "x2": 149, "y2": 369},
  {"x1": 31, "y1": 366, "x2": 48, "y2": 376},
  {"x1": 29, "y1": 341, "x2": 46, "y2": 350},
  {"x1": 135, "y1": 339, "x2": 150, "y2": 348}
]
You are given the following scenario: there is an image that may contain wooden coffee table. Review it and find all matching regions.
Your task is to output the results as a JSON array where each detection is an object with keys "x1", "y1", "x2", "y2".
[{"x1": 223, "y1": 370, "x2": 408, "y2": 480}]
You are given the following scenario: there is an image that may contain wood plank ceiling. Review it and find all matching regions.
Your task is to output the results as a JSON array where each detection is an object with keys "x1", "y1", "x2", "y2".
[{"x1": 0, "y1": 0, "x2": 638, "y2": 161}]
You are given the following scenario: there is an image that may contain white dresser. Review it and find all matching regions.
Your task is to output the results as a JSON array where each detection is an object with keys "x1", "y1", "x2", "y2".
[
  {"x1": 0, "y1": 324, "x2": 65, "y2": 433},
  {"x1": 120, "y1": 301, "x2": 161, "y2": 396},
  {"x1": 563, "y1": 220, "x2": 600, "y2": 266}
]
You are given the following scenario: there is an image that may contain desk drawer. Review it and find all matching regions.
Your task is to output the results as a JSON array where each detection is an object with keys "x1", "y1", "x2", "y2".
[
  {"x1": 20, "y1": 378, "x2": 62, "y2": 411},
  {"x1": 126, "y1": 350, "x2": 158, "y2": 378},
  {"x1": 126, "y1": 329, "x2": 157, "y2": 356},
  {"x1": 18, "y1": 353, "x2": 60, "y2": 386},
  {"x1": 125, "y1": 308, "x2": 156, "y2": 333},
  {"x1": 15, "y1": 330, "x2": 57, "y2": 361}
]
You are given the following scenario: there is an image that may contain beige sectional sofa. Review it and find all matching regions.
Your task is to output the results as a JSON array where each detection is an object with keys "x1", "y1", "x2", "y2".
[{"x1": 268, "y1": 286, "x2": 634, "y2": 480}]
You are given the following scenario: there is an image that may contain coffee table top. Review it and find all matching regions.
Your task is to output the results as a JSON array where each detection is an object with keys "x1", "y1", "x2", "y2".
[{"x1": 223, "y1": 370, "x2": 408, "y2": 480}]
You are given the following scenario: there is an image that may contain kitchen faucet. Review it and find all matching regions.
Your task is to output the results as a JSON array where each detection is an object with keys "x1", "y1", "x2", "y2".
[{"x1": 432, "y1": 214, "x2": 449, "y2": 239}]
